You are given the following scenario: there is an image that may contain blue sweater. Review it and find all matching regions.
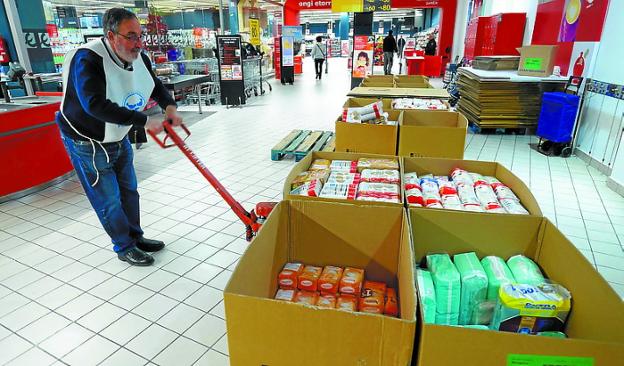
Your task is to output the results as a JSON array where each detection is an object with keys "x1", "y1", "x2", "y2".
[{"x1": 57, "y1": 47, "x2": 175, "y2": 141}]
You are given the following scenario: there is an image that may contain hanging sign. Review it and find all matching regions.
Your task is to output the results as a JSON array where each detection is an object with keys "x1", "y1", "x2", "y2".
[{"x1": 249, "y1": 18, "x2": 261, "y2": 46}]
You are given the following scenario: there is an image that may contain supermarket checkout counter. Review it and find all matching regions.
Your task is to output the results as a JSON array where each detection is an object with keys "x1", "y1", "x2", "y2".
[{"x1": 0, "y1": 95, "x2": 73, "y2": 202}]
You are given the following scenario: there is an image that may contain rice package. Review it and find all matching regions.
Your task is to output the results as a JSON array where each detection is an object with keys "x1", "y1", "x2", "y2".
[
  {"x1": 507, "y1": 255, "x2": 545, "y2": 285},
  {"x1": 360, "y1": 169, "x2": 400, "y2": 184},
  {"x1": 453, "y1": 252, "x2": 488, "y2": 325},
  {"x1": 481, "y1": 256, "x2": 516, "y2": 301},
  {"x1": 416, "y1": 269, "x2": 437, "y2": 324},
  {"x1": 426, "y1": 254, "x2": 461, "y2": 325}
]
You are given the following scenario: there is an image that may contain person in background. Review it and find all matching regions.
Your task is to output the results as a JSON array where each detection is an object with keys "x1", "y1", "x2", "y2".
[
  {"x1": 56, "y1": 8, "x2": 183, "y2": 266},
  {"x1": 383, "y1": 30, "x2": 398, "y2": 75},
  {"x1": 311, "y1": 35, "x2": 327, "y2": 80},
  {"x1": 397, "y1": 35, "x2": 406, "y2": 58},
  {"x1": 425, "y1": 33, "x2": 437, "y2": 56}
]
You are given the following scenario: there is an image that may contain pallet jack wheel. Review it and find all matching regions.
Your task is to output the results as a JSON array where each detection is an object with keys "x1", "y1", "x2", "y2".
[
  {"x1": 539, "y1": 140, "x2": 553, "y2": 154},
  {"x1": 561, "y1": 145, "x2": 572, "y2": 158}
]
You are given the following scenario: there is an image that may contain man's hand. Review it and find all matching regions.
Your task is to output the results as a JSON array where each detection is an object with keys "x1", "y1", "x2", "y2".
[
  {"x1": 145, "y1": 115, "x2": 164, "y2": 134},
  {"x1": 165, "y1": 106, "x2": 183, "y2": 127}
]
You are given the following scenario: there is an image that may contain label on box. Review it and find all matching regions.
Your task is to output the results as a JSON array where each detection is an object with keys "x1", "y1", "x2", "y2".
[
  {"x1": 507, "y1": 354, "x2": 593, "y2": 366},
  {"x1": 523, "y1": 58, "x2": 543, "y2": 71}
]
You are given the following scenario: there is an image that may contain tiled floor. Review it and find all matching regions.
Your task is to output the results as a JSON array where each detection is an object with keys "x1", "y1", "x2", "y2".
[{"x1": 1, "y1": 57, "x2": 623, "y2": 365}]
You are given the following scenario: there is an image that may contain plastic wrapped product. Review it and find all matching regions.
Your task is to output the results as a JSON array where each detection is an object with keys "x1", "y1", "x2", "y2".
[
  {"x1": 461, "y1": 325, "x2": 490, "y2": 330},
  {"x1": 327, "y1": 172, "x2": 361, "y2": 185},
  {"x1": 470, "y1": 300, "x2": 496, "y2": 325},
  {"x1": 318, "y1": 266, "x2": 344, "y2": 294},
  {"x1": 463, "y1": 204, "x2": 485, "y2": 212},
  {"x1": 317, "y1": 294, "x2": 337, "y2": 308},
  {"x1": 275, "y1": 289, "x2": 296, "y2": 302},
  {"x1": 319, "y1": 183, "x2": 358, "y2": 200},
  {"x1": 278, "y1": 262, "x2": 304, "y2": 290},
  {"x1": 481, "y1": 256, "x2": 516, "y2": 301},
  {"x1": 485, "y1": 176, "x2": 502, "y2": 186},
  {"x1": 421, "y1": 178, "x2": 442, "y2": 205},
  {"x1": 474, "y1": 182, "x2": 499, "y2": 205},
  {"x1": 450, "y1": 168, "x2": 474, "y2": 186},
  {"x1": 453, "y1": 252, "x2": 488, "y2": 325},
  {"x1": 404, "y1": 172, "x2": 421, "y2": 190},
  {"x1": 356, "y1": 158, "x2": 398, "y2": 171},
  {"x1": 416, "y1": 269, "x2": 437, "y2": 324},
  {"x1": 456, "y1": 182, "x2": 481, "y2": 206},
  {"x1": 384, "y1": 288, "x2": 399, "y2": 317},
  {"x1": 491, "y1": 283, "x2": 571, "y2": 334},
  {"x1": 330, "y1": 160, "x2": 357, "y2": 173},
  {"x1": 291, "y1": 169, "x2": 330, "y2": 189},
  {"x1": 494, "y1": 184, "x2": 520, "y2": 201},
  {"x1": 438, "y1": 180, "x2": 458, "y2": 197},
  {"x1": 426, "y1": 254, "x2": 461, "y2": 325},
  {"x1": 294, "y1": 291, "x2": 319, "y2": 306},
  {"x1": 360, "y1": 169, "x2": 400, "y2": 184},
  {"x1": 485, "y1": 206, "x2": 507, "y2": 214},
  {"x1": 289, "y1": 179, "x2": 323, "y2": 197},
  {"x1": 343, "y1": 101, "x2": 383, "y2": 122},
  {"x1": 337, "y1": 295, "x2": 358, "y2": 312},
  {"x1": 537, "y1": 331, "x2": 567, "y2": 338},
  {"x1": 500, "y1": 198, "x2": 530, "y2": 215},
  {"x1": 426, "y1": 201, "x2": 444, "y2": 209},
  {"x1": 469, "y1": 173, "x2": 487, "y2": 186},
  {"x1": 507, "y1": 255, "x2": 545, "y2": 285},
  {"x1": 441, "y1": 195, "x2": 464, "y2": 211},
  {"x1": 339, "y1": 267, "x2": 365, "y2": 295},
  {"x1": 406, "y1": 188, "x2": 425, "y2": 206},
  {"x1": 359, "y1": 281, "x2": 386, "y2": 314},
  {"x1": 298, "y1": 265, "x2": 323, "y2": 292},
  {"x1": 309, "y1": 159, "x2": 331, "y2": 171},
  {"x1": 356, "y1": 195, "x2": 401, "y2": 204},
  {"x1": 357, "y1": 182, "x2": 400, "y2": 196}
]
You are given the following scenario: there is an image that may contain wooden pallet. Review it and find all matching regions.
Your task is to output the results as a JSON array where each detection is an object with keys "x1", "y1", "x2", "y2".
[{"x1": 271, "y1": 130, "x2": 335, "y2": 161}]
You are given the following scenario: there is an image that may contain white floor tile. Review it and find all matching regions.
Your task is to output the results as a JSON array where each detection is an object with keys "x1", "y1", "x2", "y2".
[
  {"x1": 56, "y1": 293, "x2": 105, "y2": 321},
  {"x1": 161, "y1": 277, "x2": 203, "y2": 302},
  {"x1": 1, "y1": 268, "x2": 45, "y2": 291},
  {"x1": 166, "y1": 238, "x2": 200, "y2": 255},
  {"x1": 185, "y1": 244, "x2": 219, "y2": 261},
  {"x1": 0, "y1": 334, "x2": 32, "y2": 364},
  {"x1": 39, "y1": 323, "x2": 94, "y2": 358},
  {"x1": 184, "y1": 285, "x2": 223, "y2": 312},
  {"x1": 132, "y1": 293, "x2": 179, "y2": 322},
  {"x1": 116, "y1": 264, "x2": 159, "y2": 283},
  {"x1": 0, "y1": 300, "x2": 50, "y2": 332},
  {"x1": 0, "y1": 293, "x2": 31, "y2": 318},
  {"x1": 17, "y1": 312, "x2": 71, "y2": 344},
  {"x1": 137, "y1": 269, "x2": 179, "y2": 292},
  {"x1": 62, "y1": 334, "x2": 119, "y2": 366},
  {"x1": 99, "y1": 347, "x2": 148, "y2": 366},
  {"x1": 205, "y1": 250, "x2": 240, "y2": 269},
  {"x1": 77, "y1": 302, "x2": 127, "y2": 333},
  {"x1": 153, "y1": 336, "x2": 208, "y2": 366},
  {"x1": 4, "y1": 346, "x2": 56, "y2": 366},
  {"x1": 183, "y1": 313, "x2": 226, "y2": 347},
  {"x1": 184, "y1": 263, "x2": 223, "y2": 284},
  {"x1": 109, "y1": 285, "x2": 155, "y2": 311},
  {"x1": 162, "y1": 255, "x2": 201, "y2": 276},
  {"x1": 212, "y1": 334, "x2": 229, "y2": 355},
  {"x1": 126, "y1": 324, "x2": 177, "y2": 360},
  {"x1": 101, "y1": 312, "x2": 151, "y2": 345},
  {"x1": 51, "y1": 261, "x2": 92, "y2": 282},
  {"x1": 157, "y1": 302, "x2": 204, "y2": 334},
  {"x1": 193, "y1": 349, "x2": 229, "y2": 366},
  {"x1": 208, "y1": 270, "x2": 233, "y2": 291},
  {"x1": 36, "y1": 284, "x2": 82, "y2": 310}
]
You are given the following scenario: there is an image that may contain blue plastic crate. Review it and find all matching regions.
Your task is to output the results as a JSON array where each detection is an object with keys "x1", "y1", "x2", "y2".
[{"x1": 536, "y1": 92, "x2": 580, "y2": 143}]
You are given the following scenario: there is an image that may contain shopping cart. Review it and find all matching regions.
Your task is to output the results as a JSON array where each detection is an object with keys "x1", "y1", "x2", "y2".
[{"x1": 148, "y1": 121, "x2": 276, "y2": 241}]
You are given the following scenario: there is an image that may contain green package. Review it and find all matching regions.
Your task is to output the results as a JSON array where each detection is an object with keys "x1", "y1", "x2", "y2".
[
  {"x1": 454, "y1": 252, "x2": 488, "y2": 325},
  {"x1": 427, "y1": 254, "x2": 461, "y2": 325},
  {"x1": 482, "y1": 256, "x2": 516, "y2": 300},
  {"x1": 416, "y1": 269, "x2": 437, "y2": 324},
  {"x1": 470, "y1": 300, "x2": 496, "y2": 325},
  {"x1": 507, "y1": 255, "x2": 545, "y2": 285},
  {"x1": 462, "y1": 325, "x2": 489, "y2": 330}
]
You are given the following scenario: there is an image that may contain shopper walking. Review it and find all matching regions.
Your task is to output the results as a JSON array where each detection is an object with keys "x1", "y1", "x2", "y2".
[
  {"x1": 425, "y1": 33, "x2": 437, "y2": 56},
  {"x1": 383, "y1": 30, "x2": 398, "y2": 75},
  {"x1": 56, "y1": 8, "x2": 183, "y2": 266},
  {"x1": 311, "y1": 36, "x2": 326, "y2": 80},
  {"x1": 398, "y1": 35, "x2": 406, "y2": 58}
]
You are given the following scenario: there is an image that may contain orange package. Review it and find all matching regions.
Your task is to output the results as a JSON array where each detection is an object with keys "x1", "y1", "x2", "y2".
[
  {"x1": 274, "y1": 289, "x2": 297, "y2": 302},
  {"x1": 384, "y1": 287, "x2": 399, "y2": 317},
  {"x1": 278, "y1": 262, "x2": 304, "y2": 290},
  {"x1": 317, "y1": 294, "x2": 337, "y2": 309},
  {"x1": 359, "y1": 281, "x2": 386, "y2": 314},
  {"x1": 339, "y1": 267, "x2": 365, "y2": 295},
  {"x1": 337, "y1": 295, "x2": 358, "y2": 312},
  {"x1": 318, "y1": 266, "x2": 344, "y2": 294},
  {"x1": 294, "y1": 291, "x2": 319, "y2": 306},
  {"x1": 298, "y1": 265, "x2": 323, "y2": 292}
]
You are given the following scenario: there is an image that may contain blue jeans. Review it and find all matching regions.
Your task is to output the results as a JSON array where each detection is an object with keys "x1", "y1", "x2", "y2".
[{"x1": 61, "y1": 133, "x2": 143, "y2": 253}]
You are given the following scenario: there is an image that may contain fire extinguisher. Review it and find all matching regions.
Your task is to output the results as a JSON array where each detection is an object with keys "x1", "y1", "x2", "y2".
[{"x1": 0, "y1": 37, "x2": 9, "y2": 63}]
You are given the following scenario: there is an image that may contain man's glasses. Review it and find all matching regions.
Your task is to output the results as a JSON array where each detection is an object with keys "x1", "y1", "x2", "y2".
[{"x1": 116, "y1": 32, "x2": 143, "y2": 43}]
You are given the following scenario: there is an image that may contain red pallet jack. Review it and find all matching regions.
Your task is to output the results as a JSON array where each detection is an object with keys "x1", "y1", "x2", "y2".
[{"x1": 148, "y1": 121, "x2": 276, "y2": 241}]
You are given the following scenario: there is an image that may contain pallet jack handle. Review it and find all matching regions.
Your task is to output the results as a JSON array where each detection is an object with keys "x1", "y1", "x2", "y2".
[{"x1": 148, "y1": 120, "x2": 272, "y2": 241}]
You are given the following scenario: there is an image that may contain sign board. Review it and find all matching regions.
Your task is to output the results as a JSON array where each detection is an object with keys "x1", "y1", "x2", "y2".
[
  {"x1": 282, "y1": 26, "x2": 303, "y2": 40},
  {"x1": 352, "y1": 35, "x2": 373, "y2": 78},
  {"x1": 217, "y1": 36, "x2": 243, "y2": 81},
  {"x1": 363, "y1": 0, "x2": 391, "y2": 12},
  {"x1": 249, "y1": 18, "x2": 260, "y2": 46},
  {"x1": 332, "y1": 0, "x2": 363, "y2": 12},
  {"x1": 282, "y1": 36, "x2": 294, "y2": 66}
]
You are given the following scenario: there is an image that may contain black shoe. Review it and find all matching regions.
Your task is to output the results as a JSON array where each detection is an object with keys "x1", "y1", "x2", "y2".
[
  {"x1": 136, "y1": 237, "x2": 165, "y2": 252},
  {"x1": 118, "y1": 248, "x2": 154, "y2": 266}
]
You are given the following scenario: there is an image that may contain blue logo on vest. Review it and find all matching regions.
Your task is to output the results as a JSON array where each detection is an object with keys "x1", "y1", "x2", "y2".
[{"x1": 124, "y1": 93, "x2": 145, "y2": 111}]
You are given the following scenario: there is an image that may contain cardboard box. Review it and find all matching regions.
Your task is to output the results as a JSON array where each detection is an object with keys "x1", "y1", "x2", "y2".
[
  {"x1": 348, "y1": 87, "x2": 450, "y2": 99},
  {"x1": 398, "y1": 111, "x2": 467, "y2": 159},
  {"x1": 517, "y1": 45, "x2": 558, "y2": 77},
  {"x1": 283, "y1": 151, "x2": 403, "y2": 206},
  {"x1": 361, "y1": 79, "x2": 395, "y2": 88},
  {"x1": 395, "y1": 75, "x2": 429, "y2": 84},
  {"x1": 343, "y1": 97, "x2": 392, "y2": 111},
  {"x1": 401, "y1": 157, "x2": 542, "y2": 216},
  {"x1": 224, "y1": 200, "x2": 417, "y2": 366},
  {"x1": 409, "y1": 208, "x2": 624, "y2": 365},
  {"x1": 335, "y1": 110, "x2": 400, "y2": 155},
  {"x1": 367, "y1": 75, "x2": 395, "y2": 82},
  {"x1": 395, "y1": 82, "x2": 433, "y2": 89}
]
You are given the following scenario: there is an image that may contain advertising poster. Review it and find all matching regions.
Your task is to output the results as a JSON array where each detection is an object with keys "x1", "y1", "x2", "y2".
[
  {"x1": 341, "y1": 40, "x2": 350, "y2": 57},
  {"x1": 352, "y1": 35, "x2": 373, "y2": 78},
  {"x1": 249, "y1": 18, "x2": 260, "y2": 46},
  {"x1": 282, "y1": 36, "x2": 294, "y2": 66},
  {"x1": 218, "y1": 36, "x2": 242, "y2": 80},
  {"x1": 405, "y1": 37, "x2": 416, "y2": 49}
]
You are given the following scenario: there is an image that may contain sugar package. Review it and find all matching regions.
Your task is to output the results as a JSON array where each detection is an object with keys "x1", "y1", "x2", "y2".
[
  {"x1": 427, "y1": 254, "x2": 461, "y2": 325},
  {"x1": 485, "y1": 176, "x2": 501, "y2": 185},
  {"x1": 441, "y1": 195, "x2": 464, "y2": 211},
  {"x1": 421, "y1": 178, "x2": 442, "y2": 205},
  {"x1": 330, "y1": 160, "x2": 357, "y2": 173},
  {"x1": 463, "y1": 204, "x2": 484, "y2": 212},
  {"x1": 469, "y1": 173, "x2": 487, "y2": 186},
  {"x1": 481, "y1": 256, "x2": 516, "y2": 301},
  {"x1": 456, "y1": 182, "x2": 481, "y2": 206},
  {"x1": 404, "y1": 172, "x2": 421, "y2": 190},
  {"x1": 450, "y1": 168, "x2": 474, "y2": 186},
  {"x1": 342, "y1": 101, "x2": 383, "y2": 122},
  {"x1": 360, "y1": 169, "x2": 400, "y2": 184},
  {"x1": 500, "y1": 198, "x2": 529, "y2": 215},
  {"x1": 507, "y1": 255, "x2": 545, "y2": 285},
  {"x1": 453, "y1": 252, "x2": 488, "y2": 325},
  {"x1": 416, "y1": 269, "x2": 437, "y2": 324},
  {"x1": 278, "y1": 262, "x2": 304, "y2": 290}
]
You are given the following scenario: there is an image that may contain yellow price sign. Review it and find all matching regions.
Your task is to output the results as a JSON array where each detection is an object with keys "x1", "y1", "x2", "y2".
[{"x1": 249, "y1": 18, "x2": 260, "y2": 46}]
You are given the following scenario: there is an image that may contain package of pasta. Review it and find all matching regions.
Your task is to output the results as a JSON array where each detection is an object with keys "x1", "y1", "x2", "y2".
[
  {"x1": 357, "y1": 195, "x2": 401, "y2": 204},
  {"x1": 294, "y1": 291, "x2": 319, "y2": 306},
  {"x1": 291, "y1": 169, "x2": 330, "y2": 189},
  {"x1": 404, "y1": 172, "x2": 421, "y2": 190},
  {"x1": 318, "y1": 266, "x2": 344, "y2": 294},
  {"x1": 507, "y1": 255, "x2": 545, "y2": 285},
  {"x1": 309, "y1": 159, "x2": 331, "y2": 171},
  {"x1": 330, "y1": 160, "x2": 358, "y2": 173},
  {"x1": 384, "y1": 288, "x2": 399, "y2": 317},
  {"x1": 317, "y1": 293, "x2": 337, "y2": 308},
  {"x1": 319, "y1": 183, "x2": 358, "y2": 200},
  {"x1": 360, "y1": 169, "x2": 400, "y2": 184},
  {"x1": 416, "y1": 269, "x2": 437, "y2": 324},
  {"x1": 339, "y1": 267, "x2": 365, "y2": 295},
  {"x1": 326, "y1": 172, "x2": 361, "y2": 185},
  {"x1": 356, "y1": 158, "x2": 398, "y2": 172},
  {"x1": 406, "y1": 188, "x2": 425, "y2": 206},
  {"x1": 289, "y1": 179, "x2": 323, "y2": 197},
  {"x1": 275, "y1": 289, "x2": 297, "y2": 302},
  {"x1": 337, "y1": 295, "x2": 358, "y2": 312},
  {"x1": 450, "y1": 168, "x2": 474, "y2": 186},
  {"x1": 278, "y1": 262, "x2": 304, "y2": 290},
  {"x1": 298, "y1": 265, "x2": 323, "y2": 292}
]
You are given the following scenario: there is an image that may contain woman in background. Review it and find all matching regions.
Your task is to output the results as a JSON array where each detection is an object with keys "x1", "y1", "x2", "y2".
[{"x1": 311, "y1": 36, "x2": 327, "y2": 80}]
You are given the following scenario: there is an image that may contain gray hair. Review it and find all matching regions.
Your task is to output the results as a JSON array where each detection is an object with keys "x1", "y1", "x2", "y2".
[{"x1": 103, "y1": 8, "x2": 138, "y2": 35}]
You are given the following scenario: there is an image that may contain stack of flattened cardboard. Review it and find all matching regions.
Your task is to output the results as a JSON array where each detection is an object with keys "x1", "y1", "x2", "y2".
[
  {"x1": 472, "y1": 56, "x2": 520, "y2": 71},
  {"x1": 457, "y1": 68, "x2": 562, "y2": 129}
]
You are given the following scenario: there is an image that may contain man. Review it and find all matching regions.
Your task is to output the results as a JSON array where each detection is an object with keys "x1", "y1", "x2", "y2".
[
  {"x1": 57, "y1": 8, "x2": 182, "y2": 266},
  {"x1": 310, "y1": 35, "x2": 326, "y2": 80},
  {"x1": 425, "y1": 33, "x2": 437, "y2": 56},
  {"x1": 397, "y1": 35, "x2": 406, "y2": 58},
  {"x1": 383, "y1": 30, "x2": 398, "y2": 75}
]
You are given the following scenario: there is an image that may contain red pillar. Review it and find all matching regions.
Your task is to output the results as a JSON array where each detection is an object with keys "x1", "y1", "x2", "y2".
[{"x1": 283, "y1": 4, "x2": 300, "y2": 26}]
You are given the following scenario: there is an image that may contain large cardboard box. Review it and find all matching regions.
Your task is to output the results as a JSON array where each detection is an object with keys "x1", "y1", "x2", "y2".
[
  {"x1": 224, "y1": 200, "x2": 417, "y2": 366},
  {"x1": 517, "y1": 45, "x2": 558, "y2": 77},
  {"x1": 402, "y1": 157, "x2": 542, "y2": 216},
  {"x1": 367, "y1": 75, "x2": 395, "y2": 82},
  {"x1": 343, "y1": 97, "x2": 392, "y2": 110},
  {"x1": 348, "y1": 87, "x2": 450, "y2": 99},
  {"x1": 395, "y1": 82, "x2": 432, "y2": 89},
  {"x1": 283, "y1": 151, "x2": 403, "y2": 206},
  {"x1": 398, "y1": 110, "x2": 467, "y2": 159},
  {"x1": 335, "y1": 110, "x2": 400, "y2": 155},
  {"x1": 395, "y1": 75, "x2": 429, "y2": 84},
  {"x1": 361, "y1": 79, "x2": 395, "y2": 87},
  {"x1": 409, "y1": 208, "x2": 624, "y2": 365}
]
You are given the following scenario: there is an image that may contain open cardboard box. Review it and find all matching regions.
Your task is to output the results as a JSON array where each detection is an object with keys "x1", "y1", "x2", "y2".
[
  {"x1": 402, "y1": 157, "x2": 542, "y2": 216},
  {"x1": 395, "y1": 75, "x2": 429, "y2": 84},
  {"x1": 284, "y1": 151, "x2": 404, "y2": 207},
  {"x1": 395, "y1": 82, "x2": 433, "y2": 89},
  {"x1": 343, "y1": 97, "x2": 393, "y2": 110},
  {"x1": 409, "y1": 208, "x2": 624, "y2": 365},
  {"x1": 361, "y1": 79, "x2": 395, "y2": 88},
  {"x1": 398, "y1": 111, "x2": 467, "y2": 159},
  {"x1": 367, "y1": 75, "x2": 396, "y2": 82},
  {"x1": 348, "y1": 87, "x2": 450, "y2": 99},
  {"x1": 336, "y1": 110, "x2": 401, "y2": 155},
  {"x1": 224, "y1": 200, "x2": 417, "y2": 366}
]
